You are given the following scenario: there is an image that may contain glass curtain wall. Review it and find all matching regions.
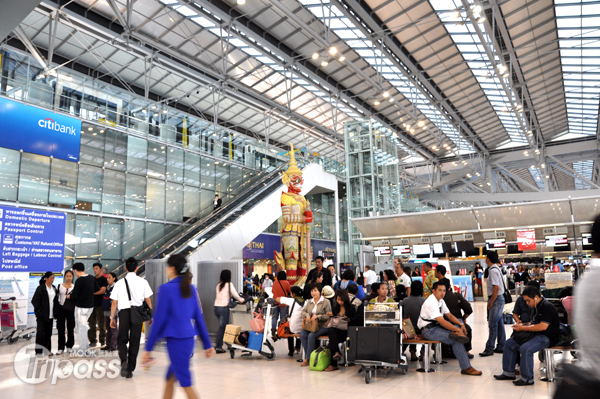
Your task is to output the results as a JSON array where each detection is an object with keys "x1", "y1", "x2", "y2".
[{"x1": 344, "y1": 119, "x2": 400, "y2": 264}]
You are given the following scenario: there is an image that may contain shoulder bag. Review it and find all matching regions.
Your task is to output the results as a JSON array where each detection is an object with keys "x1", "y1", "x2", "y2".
[
  {"x1": 325, "y1": 315, "x2": 348, "y2": 330},
  {"x1": 124, "y1": 278, "x2": 153, "y2": 324},
  {"x1": 302, "y1": 317, "x2": 319, "y2": 332},
  {"x1": 402, "y1": 318, "x2": 416, "y2": 340},
  {"x1": 228, "y1": 283, "x2": 239, "y2": 309},
  {"x1": 62, "y1": 286, "x2": 75, "y2": 312},
  {"x1": 276, "y1": 299, "x2": 297, "y2": 337},
  {"x1": 250, "y1": 310, "x2": 266, "y2": 332},
  {"x1": 493, "y1": 266, "x2": 512, "y2": 304}
]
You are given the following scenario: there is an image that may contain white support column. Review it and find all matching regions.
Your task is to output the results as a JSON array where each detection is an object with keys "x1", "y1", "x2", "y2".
[{"x1": 334, "y1": 184, "x2": 340, "y2": 270}]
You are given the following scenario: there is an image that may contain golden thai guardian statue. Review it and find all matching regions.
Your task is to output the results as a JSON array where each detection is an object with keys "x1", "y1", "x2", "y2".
[{"x1": 274, "y1": 144, "x2": 313, "y2": 283}]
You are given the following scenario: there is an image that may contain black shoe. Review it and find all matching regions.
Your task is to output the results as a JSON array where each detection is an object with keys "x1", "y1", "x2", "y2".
[
  {"x1": 513, "y1": 379, "x2": 533, "y2": 386},
  {"x1": 215, "y1": 348, "x2": 226, "y2": 354},
  {"x1": 479, "y1": 350, "x2": 494, "y2": 357},
  {"x1": 467, "y1": 354, "x2": 474, "y2": 359},
  {"x1": 288, "y1": 351, "x2": 294, "y2": 357},
  {"x1": 120, "y1": 367, "x2": 128, "y2": 377},
  {"x1": 494, "y1": 348, "x2": 503, "y2": 354},
  {"x1": 494, "y1": 374, "x2": 516, "y2": 381},
  {"x1": 296, "y1": 358, "x2": 303, "y2": 363},
  {"x1": 126, "y1": 372, "x2": 133, "y2": 379},
  {"x1": 100, "y1": 346, "x2": 109, "y2": 351}
]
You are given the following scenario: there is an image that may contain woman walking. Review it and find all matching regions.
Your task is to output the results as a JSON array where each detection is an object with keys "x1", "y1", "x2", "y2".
[
  {"x1": 56, "y1": 270, "x2": 75, "y2": 355},
  {"x1": 102, "y1": 272, "x2": 119, "y2": 351},
  {"x1": 143, "y1": 255, "x2": 215, "y2": 399},
  {"x1": 31, "y1": 271, "x2": 59, "y2": 356},
  {"x1": 214, "y1": 269, "x2": 245, "y2": 353}
]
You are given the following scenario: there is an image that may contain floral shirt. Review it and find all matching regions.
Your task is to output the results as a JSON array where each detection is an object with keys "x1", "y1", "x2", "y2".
[{"x1": 423, "y1": 270, "x2": 439, "y2": 299}]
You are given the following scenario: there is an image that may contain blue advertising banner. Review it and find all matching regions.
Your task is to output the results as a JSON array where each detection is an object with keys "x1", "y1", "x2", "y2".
[
  {"x1": 0, "y1": 97, "x2": 81, "y2": 162},
  {"x1": 452, "y1": 275, "x2": 473, "y2": 302},
  {"x1": 243, "y1": 234, "x2": 337, "y2": 260},
  {"x1": 0, "y1": 205, "x2": 66, "y2": 272}
]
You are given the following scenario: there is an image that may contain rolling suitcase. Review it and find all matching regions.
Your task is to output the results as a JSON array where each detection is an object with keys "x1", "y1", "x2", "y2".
[{"x1": 347, "y1": 327, "x2": 402, "y2": 364}]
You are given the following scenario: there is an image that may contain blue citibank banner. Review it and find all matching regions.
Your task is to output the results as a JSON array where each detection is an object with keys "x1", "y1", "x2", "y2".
[
  {"x1": 0, "y1": 204, "x2": 66, "y2": 272},
  {"x1": 0, "y1": 97, "x2": 81, "y2": 162}
]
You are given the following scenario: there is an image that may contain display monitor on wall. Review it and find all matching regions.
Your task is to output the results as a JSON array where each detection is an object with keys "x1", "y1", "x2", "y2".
[
  {"x1": 582, "y1": 233, "x2": 594, "y2": 251},
  {"x1": 374, "y1": 246, "x2": 391, "y2": 256},
  {"x1": 412, "y1": 244, "x2": 431, "y2": 255},
  {"x1": 393, "y1": 245, "x2": 411, "y2": 255},
  {"x1": 432, "y1": 243, "x2": 444, "y2": 255},
  {"x1": 454, "y1": 241, "x2": 474, "y2": 253},
  {"x1": 545, "y1": 234, "x2": 568, "y2": 247},
  {"x1": 485, "y1": 239, "x2": 506, "y2": 250}
]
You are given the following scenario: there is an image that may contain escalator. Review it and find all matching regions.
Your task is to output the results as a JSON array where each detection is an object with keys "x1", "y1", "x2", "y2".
[{"x1": 113, "y1": 160, "x2": 338, "y2": 278}]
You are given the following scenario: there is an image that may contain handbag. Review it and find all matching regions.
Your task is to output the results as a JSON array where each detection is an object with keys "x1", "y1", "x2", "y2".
[
  {"x1": 401, "y1": 318, "x2": 416, "y2": 340},
  {"x1": 511, "y1": 330, "x2": 536, "y2": 345},
  {"x1": 62, "y1": 287, "x2": 75, "y2": 312},
  {"x1": 250, "y1": 310, "x2": 266, "y2": 332},
  {"x1": 553, "y1": 363, "x2": 600, "y2": 399},
  {"x1": 493, "y1": 266, "x2": 512, "y2": 304},
  {"x1": 124, "y1": 278, "x2": 153, "y2": 324},
  {"x1": 302, "y1": 317, "x2": 319, "y2": 333},
  {"x1": 277, "y1": 299, "x2": 297, "y2": 338},
  {"x1": 325, "y1": 315, "x2": 348, "y2": 330},
  {"x1": 228, "y1": 283, "x2": 239, "y2": 309}
]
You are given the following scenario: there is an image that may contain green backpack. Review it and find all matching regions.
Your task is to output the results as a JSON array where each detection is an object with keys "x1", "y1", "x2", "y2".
[{"x1": 309, "y1": 347, "x2": 331, "y2": 371}]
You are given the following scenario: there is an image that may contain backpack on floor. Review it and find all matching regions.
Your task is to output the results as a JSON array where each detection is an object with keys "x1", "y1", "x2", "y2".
[{"x1": 309, "y1": 347, "x2": 331, "y2": 371}]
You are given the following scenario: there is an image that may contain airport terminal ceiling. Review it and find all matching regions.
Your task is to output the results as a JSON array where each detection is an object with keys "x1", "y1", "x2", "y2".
[{"x1": 1, "y1": 0, "x2": 600, "y2": 209}]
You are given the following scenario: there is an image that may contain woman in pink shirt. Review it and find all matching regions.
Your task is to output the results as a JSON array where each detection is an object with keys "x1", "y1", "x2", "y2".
[{"x1": 213, "y1": 270, "x2": 245, "y2": 353}]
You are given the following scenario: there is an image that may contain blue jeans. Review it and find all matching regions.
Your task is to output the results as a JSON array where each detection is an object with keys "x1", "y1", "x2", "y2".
[
  {"x1": 300, "y1": 327, "x2": 329, "y2": 359},
  {"x1": 502, "y1": 335, "x2": 550, "y2": 382},
  {"x1": 214, "y1": 306, "x2": 230, "y2": 349},
  {"x1": 271, "y1": 306, "x2": 288, "y2": 330},
  {"x1": 485, "y1": 296, "x2": 506, "y2": 352},
  {"x1": 423, "y1": 325, "x2": 471, "y2": 370}
]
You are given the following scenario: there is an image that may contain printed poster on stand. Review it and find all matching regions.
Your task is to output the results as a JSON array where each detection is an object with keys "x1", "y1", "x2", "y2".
[{"x1": 452, "y1": 275, "x2": 474, "y2": 302}]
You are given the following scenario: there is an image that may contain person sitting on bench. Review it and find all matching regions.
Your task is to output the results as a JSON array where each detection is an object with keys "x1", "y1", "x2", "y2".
[
  {"x1": 417, "y1": 281, "x2": 482, "y2": 376},
  {"x1": 494, "y1": 285, "x2": 560, "y2": 386}
]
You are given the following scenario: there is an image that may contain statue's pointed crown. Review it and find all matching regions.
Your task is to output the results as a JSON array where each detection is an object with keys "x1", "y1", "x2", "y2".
[{"x1": 284, "y1": 143, "x2": 302, "y2": 176}]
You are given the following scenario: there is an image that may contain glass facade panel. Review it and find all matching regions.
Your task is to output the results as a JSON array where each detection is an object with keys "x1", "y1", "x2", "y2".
[
  {"x1": 100, "y1": 218, "x2": 123, "y2": 260},
  {"x1": 74, "y1": 215, "x2": 100, "y2": 257},
  {"x1": 18, "y1": 153, "x2": 51, "y2": 205},
  {"x1": 229, "y1": 164, "x2": 243, "y2": 193},
  {"x1": 123, "y1": 220, "x2": 145, "y2": 258},
  {"x1": 183, "y1": 185, "x2": 200, "y2": 219},
  {"x1": 184, "y1": 152, "x2": 200, "y2": 187},
  {"x1": 102, "y1": 169, "x2": 126, "y2": 215},
  {"x1": 125, "y1": 174, "x2": 146, "y2": 217},
  {"x1": 80, "y1": 123, "x2": 105, "y2": 167},
  {"x1": 146, "y1": 178, "x2": 165, "y2": 220},
  {"x1": 49, "y1": 158, "x2": 78, "y2": 207},
  {"x1": 77, "y1": 164, "x2": 103, "y2": 212},
  {"x1": 200, "y1": 189, "x2": 215, "y2": 217},
  {"x1": 147, "y1": 141, "x2": 166, "y2": 179},
  {"x1": 200, "y1": 156, "x2": 215, "y2": 189},
  {"x1": 104, "y1": 128, "x2": 127, "y2": 171},
  {"x1": 0, "y1": 148, "x2": 20, "y2": 201},
  {"x1": 214, "y1": 162, "x2": 229, "y2": 196},
  {"x1": 167, "y1": 148, "x2": 184, "y2": 184},
  {"x1": 166, "y1": 182, "x2": 183, "y2": 221},
  {"x1": 145, "y1": 222, "x2": 165, "y2": 248},
  {"x1": 127, "y1": 136, "x2": 147, "y2": 175}
]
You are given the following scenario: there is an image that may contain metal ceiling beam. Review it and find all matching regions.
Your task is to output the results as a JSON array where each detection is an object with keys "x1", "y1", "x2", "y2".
[
  {"x1": 420, "y1": 189, "x2": 600, "y2": 202},
  {"x1": 13, "y1": 26, "x2": 47, "y2": 70},
  {"x1": 187, "y1": 0, "x2": 439, "y2": 162},
  {"x1": 38, "y1": 0, "x2": 342, "y2": 151},
  {"x1": 331, "y1": 0, "x2": 489, "y2": 156},
  {"x1": 548, "y1": 155, "x2": 600, "y2": 190}
]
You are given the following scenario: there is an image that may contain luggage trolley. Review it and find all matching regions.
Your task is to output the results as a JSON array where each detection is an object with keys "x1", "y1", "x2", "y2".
[
  {"x1": 348, "y1": 302, "x2": 408, "y2": 384},
  {"x1": 0, "y1": 298, "x2": 35, "y2": 344},
  {"x1": 226, "y1": 302, "x2": 276, "y2": 361}
]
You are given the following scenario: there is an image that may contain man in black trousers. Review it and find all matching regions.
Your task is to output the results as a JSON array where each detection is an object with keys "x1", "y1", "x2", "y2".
[{"x1": 109, "y1": 258, "x2": 153, "y2": 378}]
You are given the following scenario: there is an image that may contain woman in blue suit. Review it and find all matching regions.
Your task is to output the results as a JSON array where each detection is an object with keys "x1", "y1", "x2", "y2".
[{"x1": 143, "y1": 255, "x2": 215, "y2": 399}]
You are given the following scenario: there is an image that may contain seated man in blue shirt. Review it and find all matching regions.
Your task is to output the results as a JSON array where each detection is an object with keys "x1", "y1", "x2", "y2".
[{"x1": 494, "y1": 285, "x2": 560, "y2": 386}]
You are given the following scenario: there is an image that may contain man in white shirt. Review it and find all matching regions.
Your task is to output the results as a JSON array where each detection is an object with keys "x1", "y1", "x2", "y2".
[
  {"x1": 394, "y1": 258, "x2": 411, "y2": 296},
  {"x1": 328, "y1": 265, "x2": 340, "y2": 287},
  {"x1": 271, "y1": 286, "x2": 305, "y2": 357},
  {"x1": 418, "y1": 281, "x2": 482, "y2": 376},
  {"x1": 364, "y1": 266, "x2": 377, "y2": 293},
  {"x1": 110, "y1": 257, "x2": 153, "y2": 378}
]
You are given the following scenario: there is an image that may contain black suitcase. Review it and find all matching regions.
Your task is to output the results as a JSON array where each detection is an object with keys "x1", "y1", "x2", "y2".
[{"x1": 347, "y1": 326, "x2": 402, "y2": 364}]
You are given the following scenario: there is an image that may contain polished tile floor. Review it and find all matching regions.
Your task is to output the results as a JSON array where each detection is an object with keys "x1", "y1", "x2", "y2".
[{"x1": 0, "y1": 302, "x2": 556, "y2": 399}]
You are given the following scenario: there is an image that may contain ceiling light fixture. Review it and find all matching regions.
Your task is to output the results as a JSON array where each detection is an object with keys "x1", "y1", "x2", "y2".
[
  {"x1": 312, "y1": 53, "x2": 319, "y2": 60},
  {"x1": 388, "y1": 98, "x2": 394, "y2": 103},
  {"x1": 382, "y1": 91, "x2": 390, "y2": 98},
  {"x1": 545, "y1": 175, "x2": 550, "y2": 179},
  {"x1": 374, "y1": 100, "x2": 380, "y2": 106},
  {"x1": 527, "y1": 130, "x2": 533, "y2": 136},
  {"x1": 321, "y1": 60, "x2": 329, "y2": 67},
  {"x1": 466, "y1": 173, "x2": 472, "y2": 178},
  {"x1": 329, "y1": 46, "x2": 337, "y2": 55},
  {"x1": 541, "y1": 164, "x2": 545, "y2": 168},
  {"x1": 535, "y1": 149, "x2": 540, "y2": 154},
  {"x1": 473, "y1": 5, "x2": 482, "y2": 13},
  {"x1": 237, "y1": 0, "x2": 245, "y2": 5},
  {"x1": 524, "y1": 151, "x2": 529, "y2": 156},
  {"x1": 338, "y1": 56, "x2": 345, "y2": 62},
  {"x1": 477, "y1": 16, "x2": 486, "y2": 23},
  {"x1": 417, "y1": 120, "x2": 425, "y2": 127}
]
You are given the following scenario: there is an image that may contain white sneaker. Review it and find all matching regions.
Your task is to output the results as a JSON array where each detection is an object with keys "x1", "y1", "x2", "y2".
[
  {"x1": 66, "y1": 348, "x2": 74, "y2": 353},
  {"x1": 57, "y1": 350, "x2": 64, "y2": 355}
]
